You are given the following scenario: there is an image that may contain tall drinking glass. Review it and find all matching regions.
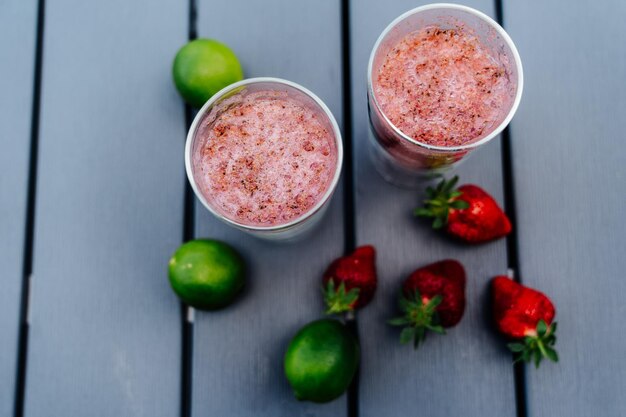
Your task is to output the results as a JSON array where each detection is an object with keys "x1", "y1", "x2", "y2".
[
  {"x1": 186, "y1": 78, "x2": 343, "y2": 241},
  {"x1": 367, "y1": 3, "x2": 523, "y2": 187}
]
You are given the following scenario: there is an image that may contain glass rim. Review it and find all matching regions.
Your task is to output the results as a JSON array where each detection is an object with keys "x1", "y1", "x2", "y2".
[
  {"x1": 367, "y1": 3, "x2": 524, "y2": 152},
  {"x1": 185, "y1": 77, "x2": 344, "y2": 232}
]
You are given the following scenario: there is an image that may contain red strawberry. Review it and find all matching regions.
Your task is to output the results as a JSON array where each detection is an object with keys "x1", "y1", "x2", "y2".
[
  {"x1": 415, "y1": 176, "x2": 511, "y2": 243},
  {"x1": 389, "y1": 260, "x2": 466, "y2": 348},
  {"x1": 322, "y1": 245, "x2": 377, "y2": 314},
  {"x1": 492, "y1": 276, "x2": 558, "y2": 368}
]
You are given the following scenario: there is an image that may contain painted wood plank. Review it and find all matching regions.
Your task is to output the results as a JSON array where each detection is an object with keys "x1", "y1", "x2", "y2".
[
  {"x1": 0, "y1": 1, "x2": 38, "y2": 415},
  {"x1": 192, "y1": 1, "x2": 346, "y2": 416},
  {"x1": 23, "y1": 1, "x2": 187, "y2": 415},
  {"x1": 504, "y1": 1, "x2": 626, "y2": 416},
  {"x1": 350, "y1": 1, "x2": 517, "y2": 416}
]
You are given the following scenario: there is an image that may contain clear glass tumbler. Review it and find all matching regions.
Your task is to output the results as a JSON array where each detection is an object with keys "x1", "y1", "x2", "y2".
[
  {"x1": 367, "y1": 3, "x2": 523, "y2": 187},
  {"x1": 185, "y1": 78, "x2": 343, "y2": 241}
]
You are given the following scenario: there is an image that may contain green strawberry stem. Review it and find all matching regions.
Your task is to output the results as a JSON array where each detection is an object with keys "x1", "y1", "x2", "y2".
[
  {"x1": 508, "y1": 320, "x2": 559, "y2": 368},
  {"x1": 414, "y1": 176, "x2": 469, "y2": 229},
  {"x1": 323, "y1": 279, "x2": 360, "y2": 315},
  {"x1": 388, "y1": 290, "x2": 446, "y2": 349}
]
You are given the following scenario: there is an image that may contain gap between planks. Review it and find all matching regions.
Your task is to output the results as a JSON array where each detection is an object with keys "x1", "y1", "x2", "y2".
[
  {"x1": 340, "y1": 1, "x2": 360, "y2": 417},
  {"x1": 494, "y1": 0, "x2": 528, "y2": 417},
  {"x1": 180, "y1": 2, "x2": 198, "y2": 417},
  {"x1": 14, "y1": 0, "x2": 46, "y2": 416}
]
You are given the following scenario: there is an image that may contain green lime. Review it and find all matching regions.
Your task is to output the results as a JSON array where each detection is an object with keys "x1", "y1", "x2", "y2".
[
  {"x1": 284, "y1": 319, "x2": 360, "y2": 403},
  {"x1": 168, "y1": 239, "x2": 245, "y2": 310},
  {"x1": 172, "y1": 38, "x2": 244, "y2": 108}
]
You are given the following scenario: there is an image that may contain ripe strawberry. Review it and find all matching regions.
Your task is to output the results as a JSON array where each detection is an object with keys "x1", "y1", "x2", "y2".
[
  {"x1": 492, "y1": 276, "x2": 558, "y2": 368},
  {"x1": 415, "y1": 176, "x2": 511, "y2": 243},
  {"x1": 322, "y1": 245, "x2": 377, "y2": 314},
  {"x1": 389, "y1": 260, "x2": 466, "y2": 348}
]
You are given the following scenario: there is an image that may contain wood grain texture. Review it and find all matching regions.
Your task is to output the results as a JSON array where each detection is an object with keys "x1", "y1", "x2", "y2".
[
  {"x1": 192, "y1": 1, "x2": 346, "y2": 416},
  {"x1": 504, "y1": 1, "x2": 626, "y2": 416},
  {"x1": 0, "y1": 0, "x2": 37, "y2": 415},
  {"x1": 349, "y1": 1, "x2": 517, "y2": 416},
  {"x1": 23, "y1": 1, "x2": 187, "y2": 416}
]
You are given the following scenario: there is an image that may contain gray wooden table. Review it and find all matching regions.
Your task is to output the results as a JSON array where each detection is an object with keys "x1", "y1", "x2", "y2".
[{"x1": 2, "y1": 0, "x2": 625, "y2": 416}]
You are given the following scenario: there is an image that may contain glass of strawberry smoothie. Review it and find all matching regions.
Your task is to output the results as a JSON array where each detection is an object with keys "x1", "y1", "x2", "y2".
[
  {"x1": 367, "y1": 3, "x2": 523, "y2": 187},
  {"x1": 185, "y1": 78, "x2": 343, "y2": 241}
]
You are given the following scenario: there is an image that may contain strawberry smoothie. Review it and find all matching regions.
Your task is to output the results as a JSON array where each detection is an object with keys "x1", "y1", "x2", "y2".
[
  {"x1": 374, "y1": 24, "x2": 515, "y2": 147},
  {"x1": 191, "y1": 89, "x2": 339, "y2": 227}
]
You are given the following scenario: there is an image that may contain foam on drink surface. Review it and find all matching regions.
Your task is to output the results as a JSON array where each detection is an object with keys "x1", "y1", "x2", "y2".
[
  {"x1": 193, "y1": 90, "x2": 337, "y2": 227},
  {"x1": 374, "y1": 25, "x2": 515, "y2": 147}
]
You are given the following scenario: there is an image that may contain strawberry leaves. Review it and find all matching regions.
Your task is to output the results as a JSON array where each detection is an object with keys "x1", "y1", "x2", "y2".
[
  {"x1": 400, "y1": 327, "x2": 417, "y2": 345},
  {"x1": 508, "y1": 320, "x2": 559, "y2": 368},
  {"x1": 323, "y1": 279, "x2": 360, "y2": 315},
  {"x1": 415, "y1": 176, "x2": 469, "y2": 229},
  {"x1": 389, "y1": 290, "x2": 446, "y2": 349}
]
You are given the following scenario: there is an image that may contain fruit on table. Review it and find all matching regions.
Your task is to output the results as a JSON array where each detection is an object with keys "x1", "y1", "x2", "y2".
[
  {"x1": 168, "y1": 239, "x2": 245, "y2": 310},
  {"x1": 389, "y1": 260, "x2": 466, "y2": 348},
  {"x1": 322, "y1": 245, "x2": 377, "y2": 314},
  {"x1": 284, "y1": 319, "x2": 359, "y2": 403},
  {"x1": 172, "y1": 38, "x2": 244, "y2": 108},
  {"x1": 415, "y1": 176, "x2": 512, "y2": 243},
  {"x1": 492, "y1": 276, "x2": 558, "y2": 368}
]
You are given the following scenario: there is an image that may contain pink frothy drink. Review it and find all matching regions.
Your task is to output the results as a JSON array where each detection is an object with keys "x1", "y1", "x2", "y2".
[
  {"x1": 186, "y1": 78, "x2": 343, "y2": 241},
  {"x1": 367, "y1": 4, "x2": 523, "y2": 187}
]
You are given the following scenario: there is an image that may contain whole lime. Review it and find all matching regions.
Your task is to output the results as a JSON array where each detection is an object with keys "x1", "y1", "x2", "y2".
[
  {"x1": 284, "y1": 319, "x2": 360, "y2": 403},
  {"x1": 172, "y1": 38, "x2": 244, "y2": 108},
  {"x1": 168, "y1": 239, "x2": 245, "y2": 310}
]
